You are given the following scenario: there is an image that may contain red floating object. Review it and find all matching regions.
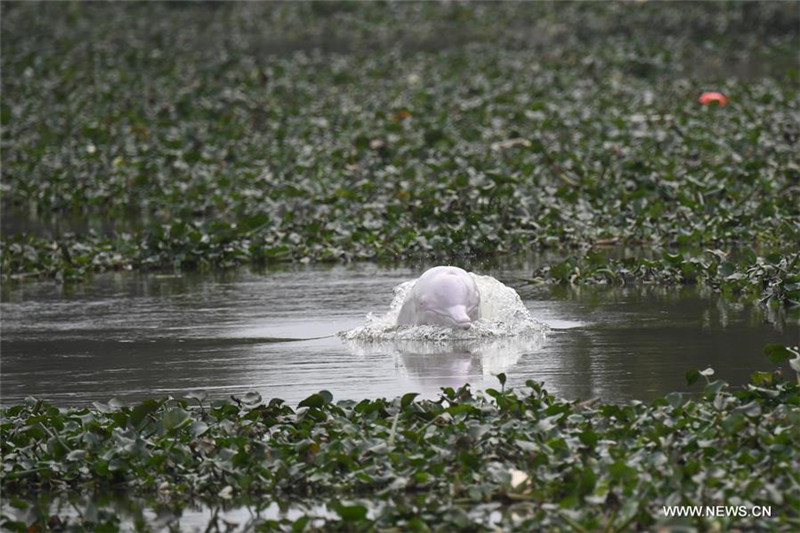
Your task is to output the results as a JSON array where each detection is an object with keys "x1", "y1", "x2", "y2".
[{"x1": 698, "y1": 92, "x2": 728, "y2": 106}]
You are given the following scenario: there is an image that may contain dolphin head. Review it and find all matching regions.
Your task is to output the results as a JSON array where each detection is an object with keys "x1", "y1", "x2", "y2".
[{"x1": 415, "y1": 268, "x2": 481, "y2": 329}]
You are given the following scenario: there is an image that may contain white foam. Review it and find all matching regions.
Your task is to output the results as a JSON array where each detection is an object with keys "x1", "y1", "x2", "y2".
[{"x1": 338, "y1": 273, "x2": 549, "y2": 342}]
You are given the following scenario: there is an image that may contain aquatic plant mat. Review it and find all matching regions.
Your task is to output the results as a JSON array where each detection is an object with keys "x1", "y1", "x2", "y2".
[
  {"x1": 2, "y1": 365, "x2": 799, "y2": 531},
  {"x1": 2, "y1": 2, "x2": 799, "y2": 309}
]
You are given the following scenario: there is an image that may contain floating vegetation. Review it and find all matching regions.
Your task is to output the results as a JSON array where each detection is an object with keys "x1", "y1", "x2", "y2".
[
  {"x1": 529, "y1": 249, "x2": 800, "y2": 308},
  {"x1": 1, "y1": 2, "x2": 798, "y2": 297},
  {"x1": 2, "y1": 351, "x2": 799, "y2": 531}
]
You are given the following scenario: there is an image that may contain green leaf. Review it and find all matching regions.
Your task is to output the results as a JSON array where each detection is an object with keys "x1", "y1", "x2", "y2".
[
  {"x1": 665, "y1": 392, "x2": 684, "y2": 407},
  {"x1": 242, "y1": 392, "x2": 262, "y2": 407},
  {"x1": 496, "y1": 373, "x2": 507, "y2": 388},
  {"x1": 298, "y1": 393, "x2": 325, "y2": 409},
  {"x1": 190, "y1": 421, "x2": 209, "y2": 438},
  {"x1": 291, "y1": 516, "x2": 311, "y2": 533},
  {"x1": 579, "y1": 430, "x2": 598, "y2": 447},
  {"x1": 609, "y1": 461, "x2": 637, "y2": 482},
  {"x1": 8, "y1": 499, "x2": 28, "y2": 510},
  {"x1": 703, "y1": 380, "x2": 728, "y2": 396},
  {"x1": 733, "y1": 401, "x2": 761, "y2": 418},
  {"x1": 185, "y1": 391, "x2": 208, "y2": 403},
  {"x1": 750, "y1": 371, "x2": 774, "y2": 387},
  {"x1": 130, "y1": 399, "x2": 162, "y2": 428},
  {"x1": 515, "y1": 439, "x2": 537, "y2": 452},
  {"x1": 162, "y1": 407, "x2": 190, "y2": 431},
  {"x1": 401, "y1": 392, "x2": 419, "y2": 408},
  {"x1": 66, "y1": 449, "x2": 87, "y2": 461},
  {"x1": 335, "y1": 503, "x2": 368, "y2": 522},
  {"x1": 764, "y1": 344, "x2": 794, "y2": 363},
  {"x1": 722, "y1": 412, "x2": 747, "y2": 434}
]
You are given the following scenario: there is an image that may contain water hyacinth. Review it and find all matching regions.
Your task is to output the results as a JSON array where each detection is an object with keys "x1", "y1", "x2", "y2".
[
  {"x1": 2, "y1": 363, "x2": 799, "y2": 531},
  {"x1": 528, "y1": 249, "x2": 800, "y2": 309},
  {"x1": 1, "y1": 2, "x2": 798, "y2": 297}
]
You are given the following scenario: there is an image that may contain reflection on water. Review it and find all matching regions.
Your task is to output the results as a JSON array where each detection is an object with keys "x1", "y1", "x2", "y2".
[
  {"x1": 344, "y1": 335, "x2": 547, "y2": 391},
  {"x1": 1, "y1": 264, "x2": 798, "y2": 407}
]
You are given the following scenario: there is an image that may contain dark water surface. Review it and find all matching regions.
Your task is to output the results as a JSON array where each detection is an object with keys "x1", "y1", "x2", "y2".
[{"x1": 2, "y1": 265, "x2": 797, "y2": 407}]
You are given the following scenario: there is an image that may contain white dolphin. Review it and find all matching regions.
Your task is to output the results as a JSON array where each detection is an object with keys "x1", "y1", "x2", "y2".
[{"x1": 397, "y1": 266, "x2": 480, "y2": 329}]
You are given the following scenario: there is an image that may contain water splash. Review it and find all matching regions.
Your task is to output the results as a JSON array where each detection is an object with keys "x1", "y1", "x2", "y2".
[
  {"x1": 339, "y1": 273, "x2": 549, "y2": 342},
  {"x1": 339, "y1": 273, "x2": 548, "y2": 380}
]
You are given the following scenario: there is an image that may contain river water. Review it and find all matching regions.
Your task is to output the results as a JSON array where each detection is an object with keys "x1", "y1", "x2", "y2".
[{"x1": 2, "y1": 263, "x2": 797, "y2": 407}]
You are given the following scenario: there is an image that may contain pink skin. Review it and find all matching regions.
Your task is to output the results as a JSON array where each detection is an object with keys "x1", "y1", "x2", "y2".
[{"x1": 397, "y1": 266, "x2": 481, "y2": 329}]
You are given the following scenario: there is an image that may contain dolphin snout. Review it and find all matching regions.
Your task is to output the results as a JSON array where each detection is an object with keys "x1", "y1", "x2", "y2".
[{"x1": 448, "y1": 306, "x2": 472, "y2": 329}]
